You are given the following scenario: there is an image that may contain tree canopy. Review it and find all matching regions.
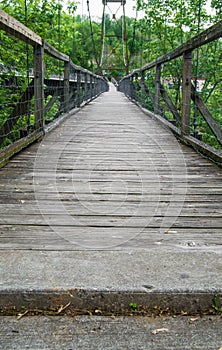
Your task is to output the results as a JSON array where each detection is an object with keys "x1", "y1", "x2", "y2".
[{"x1": 0, "y1": 0, "x2": 221, "y2": 73}]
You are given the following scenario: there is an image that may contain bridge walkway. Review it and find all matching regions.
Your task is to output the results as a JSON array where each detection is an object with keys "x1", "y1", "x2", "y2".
[{"x1": 0, "y1": 83, "x2": 221, "y2": 251}]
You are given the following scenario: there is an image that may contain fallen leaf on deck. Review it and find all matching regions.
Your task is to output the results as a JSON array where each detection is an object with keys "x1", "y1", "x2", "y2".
[
  {"x1": 190, "y1": 317, "x2": 199, "y2": 322},
  {"x1": 152, "y1": 328, "x2": 169, "y2": 335}
]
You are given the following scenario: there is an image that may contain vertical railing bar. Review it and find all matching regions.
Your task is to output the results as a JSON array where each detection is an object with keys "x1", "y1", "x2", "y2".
[{"x1": 182, "y1": 50, "x2": 192, "y2": 136}]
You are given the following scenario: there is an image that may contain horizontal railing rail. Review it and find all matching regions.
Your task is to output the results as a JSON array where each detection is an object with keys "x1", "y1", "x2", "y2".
[
  {"x1": 118, "y1": 21, "x2": 222, "y2": 166},
  {"x1": 0, "y1": 10, "x2": 109, "y2": 168}
]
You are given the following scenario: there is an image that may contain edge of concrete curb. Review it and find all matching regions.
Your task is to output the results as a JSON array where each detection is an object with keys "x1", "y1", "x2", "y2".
[{"x1": 1, "y1": 289, "x2": 222, "y2": 314}]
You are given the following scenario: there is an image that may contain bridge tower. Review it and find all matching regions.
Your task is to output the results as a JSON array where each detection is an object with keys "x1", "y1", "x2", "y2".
[{"x1": 99, "y1": 0, "x2": 129, "y2": 78}]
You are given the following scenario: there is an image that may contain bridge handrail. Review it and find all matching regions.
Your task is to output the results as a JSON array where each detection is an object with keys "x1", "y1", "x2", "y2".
[
  {"x1": 118, "y1": 20, "x2": 222, "y2": 166},
  {"x1": 0, "y1": 10, "x2": 109, "y2": 168}
]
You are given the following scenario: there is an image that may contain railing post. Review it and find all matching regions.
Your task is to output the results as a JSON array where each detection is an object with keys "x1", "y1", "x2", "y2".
[
  {"x1": 132, "y1": 73, "x2": 137, "y2": 101},
  {"x1": 76, "y1": 70, "x2": 81, "y2": 107},
  {"x1": 34, "y1": 44, "x2": 44, "y2": 131},
  {"x1": 141, "y1": 71, "x2": 146, "y2": 107},
  {"x1": 182, "y1": 50, "x2": 192, "y2": 135},
  {"x1": 129, "y1": 76, "x2": 133, "y2": 99},
  {"x1": 154, "y1": 64, "x2": 161, "y2": 114},
  {"x1": 84, "y1": 72, "x2": 88, "y2": 101},
  {"x1": 92, "y1": 76, "x2": 95, "y2": 97},
  {"x1": 98, "y1": 78, "x2": 102, "y2": 95},
  {"x1": 89, "y1": 74, "x2": 93, "y2": 99},
  {"x1": 64, "y1": 60, "x2": 70, "y2": 113},
  {"x1": 94, "y1": 77, "x2": 98, "y2": 96}
]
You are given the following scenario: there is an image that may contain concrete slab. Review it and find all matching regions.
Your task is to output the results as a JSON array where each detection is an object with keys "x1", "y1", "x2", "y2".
[
  {"x1": 1, "y1": 315, "x2": 222, "y2": 349},
  {"x1": 1, "y1": 250, "x2": 222, "y2": 313}
]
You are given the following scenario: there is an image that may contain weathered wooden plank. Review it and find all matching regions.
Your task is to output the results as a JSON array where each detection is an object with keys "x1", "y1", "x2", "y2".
[
  {"x1": 44, "y1": 89, "x2": 60, "y2": 116},
  {"x1": 0, "y1": 202, "x2": 221, "y2": 216},
  {"x1": 0, "y1": 214, "x2": 221, "y2": 228},
  {"x1": 0, "y1": 191, "x2": 221, "y2": 204},
  {"x1": 43, "y1": 41, "x2": 69, "y2": 62},
  {"x1": 0, "y1": 9, "x2": 42, "y2": 46},
  {"x1": 160, "y1": 84, "x2": 181, "y2": 124},
  {"x1": 8, "y1": 180, "x2": 222, "y2": 191}
]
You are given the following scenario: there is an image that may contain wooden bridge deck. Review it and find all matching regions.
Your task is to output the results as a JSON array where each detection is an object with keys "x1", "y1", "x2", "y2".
[{"x1": 0, "y1": 84, "x2": 221, "y2": 250}]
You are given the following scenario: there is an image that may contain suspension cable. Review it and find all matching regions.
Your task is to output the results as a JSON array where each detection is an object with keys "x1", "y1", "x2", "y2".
[
  {"x1": 129, "y1": 8, "x2": 138, "y2": 63},
  {"x1": 122, "y1": 2, "x2": 129, "y2": 72},
  {"x1": 100, "y1": 3, "x2": 106, "y2": 67},
  {"x1": 87, "y1": 0, "x2": 100, "y2": 68},
  {"x1": 24, "y1": 0, "x2": 31, "y2": 130},
  {"x1": 57, "y1": 0, "x2": 62, "y2": 77},
  {"x1": 99, "y1": 1, "x2": 129, "y2": 75},
  {"x1": 122, "y1": 7, "x2": 126, "y2": 66},
  {"x1": 193, "y1": 0, "x2": 202, "y2": 137},
  {"x1": 58, "y1": 1, "x2": 61, "y2": 52}
]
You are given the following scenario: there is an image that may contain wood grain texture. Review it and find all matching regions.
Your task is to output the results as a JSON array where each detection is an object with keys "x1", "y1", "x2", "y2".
[{"x1": 0, "y1": 84, "x2": 221, "y2": 250}]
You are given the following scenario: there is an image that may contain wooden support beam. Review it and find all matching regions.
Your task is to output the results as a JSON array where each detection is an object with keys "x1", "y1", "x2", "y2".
[
  {"x1": 34, "y1": 45, "x2": 44, "y2": 131},
  {"x1": 182, "y1": 51, "x2": 192, "y2": 135},
  {"x1": 44, "y1": 89, "x2": 60, "y2": 115},
  {"x1": 139, "y1": 79, "x2": 155, "y2": 105},
  {"x1": 160, "y1": 84, "x2": 181, "y2": 124},
  {"x1": 43, "y1": 41, "x2": 69, "y2": 62},
  {"x1": 191, "y1": 85, "x2": 222, "y2": 146}
]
